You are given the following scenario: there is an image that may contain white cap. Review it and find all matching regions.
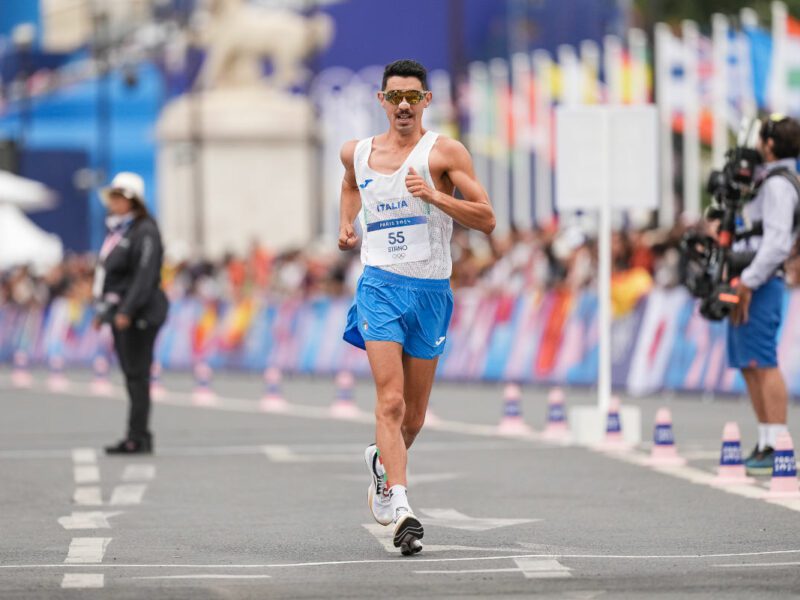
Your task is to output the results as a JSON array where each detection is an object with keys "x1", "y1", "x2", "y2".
[{"x1": 100, "y1": 172, "x2": 145, "y2": 207}]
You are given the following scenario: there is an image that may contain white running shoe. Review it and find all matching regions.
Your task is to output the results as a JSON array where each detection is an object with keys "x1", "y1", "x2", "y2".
[
  {"x1": 364, "y1": 444, "x2": 393, "y2": 526},
  {"x1": 392, "y1": 507, "x2": 424, "y2": 556}
]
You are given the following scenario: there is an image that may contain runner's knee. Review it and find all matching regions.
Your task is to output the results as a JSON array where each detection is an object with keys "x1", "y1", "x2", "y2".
[
  {"x1": 403, "y1": 405, "x2": 426, "y2": 434},
  {"x1": 375, "y1": 391, "x2": 405, "y2": 424}
]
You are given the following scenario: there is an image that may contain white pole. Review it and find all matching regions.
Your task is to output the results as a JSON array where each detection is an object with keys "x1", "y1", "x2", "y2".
[
  {"x1": 598, "y1": 110, "x2": 612, "y2": 414},
  {"x1": 711, "y1": 14, "x2": 729, "y2": 169},
  {"x1": 655, "y1": 23, "x2": 675, "y2": 228},
  {"x1": 603, "y1": 35, "x2": 624, "y2": 104},
  {"x1": 511, "y1": 53, "x2": 533, "y2": 230},
  {"x1": 532, "y1": 50, "x2": 553, "y2": 228},
  {"x1": 682, "y1": 20, "x2": 701, "y2": 222},
  {"x1": 489, "y1": 58, "x2": 511, "y2": 236}
]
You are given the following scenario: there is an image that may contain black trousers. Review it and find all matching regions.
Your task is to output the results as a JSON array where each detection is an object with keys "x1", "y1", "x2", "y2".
[{"x1": 112, "y1": 323, "x2": 159, "y2": 441}]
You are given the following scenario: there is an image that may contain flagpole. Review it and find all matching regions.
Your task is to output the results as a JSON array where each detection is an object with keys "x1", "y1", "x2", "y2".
[
  {"x1": 467, "y1": 61, "x2": 490, "y2": 199},
  {"x1": 711, "y1": 14, "x2": 729, "y2": 169},
  {"x1": 655, "y1": 23, "x2": 675, "y2": 228},
  {"x1": 603, "y1": 35, "x2": 624, "y2": 105},
  {"x1": 682, "y1": 20, "x2": 701, "y2": 221},
  {"x1": 489, "y1": 57, "x2": 511, "y2": 236},
  {"x1": 511, "y1": 53, "x2": 533, "y2": 230},
  {"x1": 770, "y1": 1, "x2": 788, "y2": 114},
  {"x1": 532, "y1": 50, "x2": 553, "y2": 228},
  {"x1": 580, "y1": 40, "x2": 601, "y2": 104},
  {"x1": 628, "y1": 28, "x2": 649, "y2": 105}
]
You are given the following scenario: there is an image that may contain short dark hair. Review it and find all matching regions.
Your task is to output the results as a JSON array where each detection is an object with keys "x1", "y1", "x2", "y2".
[
  {"x1": 381, "y1": 59, "x2": 428, "y2": 91},
  {"x1": 760, "y1": 115, "x2": 800, "y2": 159}
]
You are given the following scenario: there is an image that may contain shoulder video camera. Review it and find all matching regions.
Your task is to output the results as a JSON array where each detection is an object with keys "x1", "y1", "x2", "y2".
[{"x1": 680, "y1": 118, "x2": 763, "y2": 321}]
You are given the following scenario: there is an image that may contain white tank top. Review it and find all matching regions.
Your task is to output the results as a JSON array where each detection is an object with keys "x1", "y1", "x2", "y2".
[{"x1": 354, "y1": 131, "x2": 453, "y2": 280}]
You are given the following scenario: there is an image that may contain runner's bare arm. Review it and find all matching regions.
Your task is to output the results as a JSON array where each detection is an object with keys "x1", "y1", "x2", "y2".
[
  {"x1": 339, "y1": 140, "x2": 361, "y2": 251},
  {"x1": 404, "y1": 139, "x2": 495, "y2": 235}
]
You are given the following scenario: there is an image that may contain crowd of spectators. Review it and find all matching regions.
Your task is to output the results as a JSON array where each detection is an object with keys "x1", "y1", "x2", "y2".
[{"x1": 3, "y1": 222, "x2": 800, "y2": 312}]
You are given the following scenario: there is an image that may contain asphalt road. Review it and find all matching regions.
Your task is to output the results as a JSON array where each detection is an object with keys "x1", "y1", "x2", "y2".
[{"x1": 1, "y1": 368, "x2": 799, "y2": 599}]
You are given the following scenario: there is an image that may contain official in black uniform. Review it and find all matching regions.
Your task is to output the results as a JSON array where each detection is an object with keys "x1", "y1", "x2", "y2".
[{"x1": 93, "y1": 172, "x2": 168, "y2": 455}]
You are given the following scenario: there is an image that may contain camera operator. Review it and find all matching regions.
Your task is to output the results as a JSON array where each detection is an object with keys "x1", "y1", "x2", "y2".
[{"x1": 728, "y1": 115, "x2": 800, "y2": 475}]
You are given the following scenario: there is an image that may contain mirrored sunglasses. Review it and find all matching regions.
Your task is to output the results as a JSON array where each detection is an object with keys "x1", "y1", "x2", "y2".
[{"x1": 383, "y1": 90, "x2": 428, "y2": 105}]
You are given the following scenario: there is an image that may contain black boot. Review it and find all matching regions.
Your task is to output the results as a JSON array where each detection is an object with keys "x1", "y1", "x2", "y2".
[{"x1": 104, "y1": 434, "x2": 153, "y2": 455}]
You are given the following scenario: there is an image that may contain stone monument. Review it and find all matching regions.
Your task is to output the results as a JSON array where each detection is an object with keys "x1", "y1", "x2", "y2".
[{"x1": 157, "y1": 0, "x2": 334, "y2": 259}]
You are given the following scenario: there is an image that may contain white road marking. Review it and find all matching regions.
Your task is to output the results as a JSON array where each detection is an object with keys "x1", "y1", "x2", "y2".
[
  {"x1": 64, "y1": 538, "x2": 112, "y2": 563},
  {"x1": 0, "y1": 441, "x2": 524, "y2": 461},
  {"x1": 416, "y1": 558, "x2": 573, "y2": 579},
  {"x1": 24, "y1": 381, "x2": 800, "y2": 515},
  {"x1": 680, "y1": 450, "x2": 723, "y2": 460},
  {"x1": 361, "y1": 523, "x2": 520, "y2": 553},
  {"x1": 109, "y1": 484, "x2": 147, "y2": 506},
  {"x1": 71, "y1": 448, "x2": 97, "y2": 464},
  {"x1": 419, "y1": 508, "x2": 540, "y2": 532},
  {"x1": 514, "y1": 557, "x2": 572, "y2": 579},
  {"x1": 714, "y1": 561, "x2": 800, "y2": 568},
  {"x1": 74, "y1": 465, "x2": 100, "y2": 484},
  {"x1": 73, "y1": 487, "x2": 103, "y2": 506},
  {"x1": 122, "y1": 465, "x2": 155, "y2": 481},
  {"x1": 5, "y1": 549, "x2": 800, "y2": 571},
  {"x1": 61, "y1": 573, "x2": 104, "y2": 588},
  {"x1": 58, "y1": 511, "x2": 122, "y2": 530},
  {"x1": 416, "y1": 568, "x2": 521, "y2": 574},
  {"x1": 339, "y1": 472, "x2": 462, "y2": 485},
  {"x1": 133, "y1": 574, "x2": 273, "y2": 580},
  {"x1": 261, "y1": 445, "x2": 354, "y2": 463}
]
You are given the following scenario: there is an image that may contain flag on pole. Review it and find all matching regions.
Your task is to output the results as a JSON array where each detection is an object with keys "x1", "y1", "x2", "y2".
[
  {"x1": 626, "y1": 28, "x2": 651, "y2": 104},
  {"x1": 743, "y1": 23, "x2": 773, "y2": 110},
  {"x1": 727, "y1": 27, "x2": 758, "y2": 127},
  {"x1": 603, "y1": 35, "x2": 624, "y2": 104},
  {"x1": 580, "y1": 40, "x2": 601, "y2": 104},
  {"x1": 783, "y1": 14, "x2": 800, "y2": 115}
]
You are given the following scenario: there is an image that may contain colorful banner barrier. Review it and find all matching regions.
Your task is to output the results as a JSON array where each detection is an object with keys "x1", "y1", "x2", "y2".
[{"x1": 3, "y1": 287, "x2": 800, "y2": 396}]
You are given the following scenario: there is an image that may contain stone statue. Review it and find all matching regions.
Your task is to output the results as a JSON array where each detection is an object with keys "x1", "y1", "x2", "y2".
[
  {"x1": 157, "y1": 1, "x2": 336, "y2": 258},
  {"x1": 197, "y1": 0, "x2": 334, "y2": 90}
]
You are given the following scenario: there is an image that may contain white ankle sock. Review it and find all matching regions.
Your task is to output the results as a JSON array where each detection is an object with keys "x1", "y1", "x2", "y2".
[
  {"x1": 765, "y1": 424, "x2": 788, "y2": 449},
  {"x1": 758, "y1": 424, "x2": 768, "y2": 451},
  {"x1": 389, "y1": 484, "x2": 410, "y2": 517}
]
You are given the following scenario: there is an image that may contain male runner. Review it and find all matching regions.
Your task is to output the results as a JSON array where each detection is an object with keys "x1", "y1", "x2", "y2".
[{"x1": 338, "y1": 59, "x2": 495, "y2": 555}]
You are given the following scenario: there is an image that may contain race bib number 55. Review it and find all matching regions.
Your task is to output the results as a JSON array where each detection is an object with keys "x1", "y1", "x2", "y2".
[{"x1": 366, "y1": 216, "x2": 431, "y2": 266}]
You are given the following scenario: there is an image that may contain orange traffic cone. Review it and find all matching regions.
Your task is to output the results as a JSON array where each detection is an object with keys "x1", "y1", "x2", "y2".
[
  {"x1": 711, "y1": 422, "x2": 754, "y2": 486},
  {"x1": 260, "y1": 367, "x2": 289, "y2": 412},
  {"x1": 497, "y1": 383, "x2": 532, "y2": 436}
]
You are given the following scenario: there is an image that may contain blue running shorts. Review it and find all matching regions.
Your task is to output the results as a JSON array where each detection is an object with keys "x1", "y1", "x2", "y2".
[
  {"x1": 727, "y1": 276, "x2": 785, "y2": 369},
  {"x1": 343, "y1": 266, "x2": 454, "y2": 360}
]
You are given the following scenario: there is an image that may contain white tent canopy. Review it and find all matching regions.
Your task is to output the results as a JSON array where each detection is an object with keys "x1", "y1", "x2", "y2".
[
  {"x1": 0, "y1": 170, "x2": 57, "y2": 211},
  {"x1": 0, "y1": 204, "x2": 63, "y2": 273}
]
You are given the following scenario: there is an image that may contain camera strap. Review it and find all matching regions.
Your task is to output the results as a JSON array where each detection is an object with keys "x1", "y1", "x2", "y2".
[{"x1": 752, "y1": 167, "x2": 800, "y2": 236}]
